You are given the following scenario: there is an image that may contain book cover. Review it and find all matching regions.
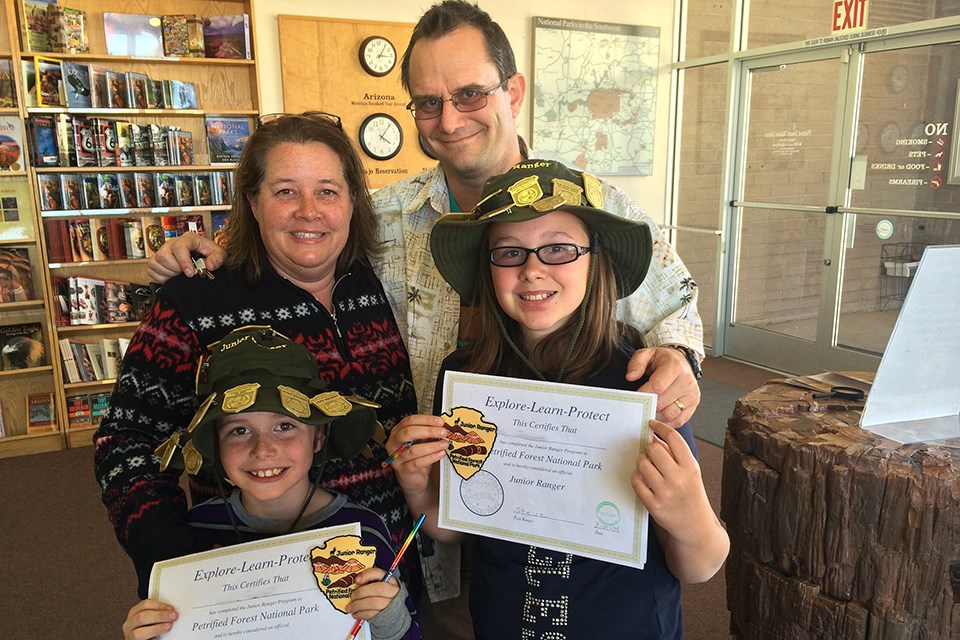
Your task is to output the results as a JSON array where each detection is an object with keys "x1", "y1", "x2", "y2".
[
  {"x1": 102, "y1": 280, "x2": 130, "y2": 322},
  {"x1": 93, "y1": 117, "x2": 118, "y2": 167},
  {"x1": 170, "y1": 80, "x2": 198, "y2": 109},
  {"x1": 174, "y1": 173, "x2": 194, "y2": 206},
  {"x1": 177, "y1": 214, "x2": 205, "y2": 237},
  {"x1": 103, "y1": 13, "x2": 163, "y2": 58},
  {"x1": 0, "y1": 59, "x2": 16, "y2": 108},
  {"x1": 1, "y1": 322, "x2": 45, "y2": 370},
  {"x1": 70, "y1": 339, "x2": 92, "y2": 380},
  {"x1": 161, "y1": 215, "x2": 178, "y2": 241},
  {"x1": 149, "y1": 79, "x2": 164, "y2": 109},
  {"x1": 26, "y1": 392, "x2": 56, "y2": 434},
  {"x1": 194, "y1": 172, "x2": 213, "y2": 205},
  {"x1": 0, "y1": 247, "x2": 35, "y2": 302},
  {"x1": 105, "y1": 218, "x2": 126, "y2": 260},
  {"x1": 20, "y1": 60, "x2": 37, "y2": 107},
  {"x1": 35, "y1": 56, "x2": 64, "y2": 106},
  {"x1": 97, "y1": 173, "x2": 120, "y2": 209},
  {"x1": 68, "y1": 218, "x2": 93, "y2": 261},
  {"x1": 88, "y1": 64, "x2": 107, "y2": 108},
  {"x1": 58, "y1": 173, "x2": 81, "y2": 210},
  {"x1": 186, "y1": 15, "x2": 205, "y2": 57},
  {"x1": 90, "y1": 392, "x2": 110, "y2": 426},
  {"x1": 211, "y1": 211, "x2": 230, "y2": 246},
  {"x1": 85, "y1": 340, "x2": 104, "y2": 380},
  {"x1": 58, "y1": 336, "x2": 79, "y2": 382},
  {"x1": 162, "y1": 15, "x2": 190, "y2": 57},
  {"x1": 36, "y1": 173, "x2": 62, "y2": 210},
  {"x1": 117, "y1": 337, "x2": 130, "y2": 359},
  {"x1": 0, "y1": 180, "x2": 35, "y2": 241},
  {"x1": 19, "y1": 0, "x2": 58, "y2": 53},
  {"x1": 54, "y1": 113, "x2": 74, "y2": 166},
  {"x1": 134, "y1": 172, "x2": 156, "y2": 207},
  {"x1": 116, "y1": 121, "x2": 134, "y2": 167},
  {"x1": 157, "y1": 173, "x2": 175, "y2": 207},
  {"x1": 140, "y1": 215, "x2": 164, "y2": 256},
  {"x1": 203, "y1": 14, "x2": 251, "y2": 59},
  {"x1": 99, "y1": 337, "x2": 121, "y2": 378},
  {"x1": 42, "y1": 219, "x2": 64, "y2": 261},
  {"x1": 0, "y1": 115, "x2": 26, "y2": 174},
  {"x1": 124, "y1": 72, "x2": 149, "y2": 110},
  {"x1": 88, "y1": 217, "x2": 108, "y2": 260},
  {"x1": 50, "y1": 5, "x2": 88, "y2": 54},
  {"x1": 118, "y1": 173, "x2": 137, "y2": 208},
  {"x1": 128, "y1": 283, "x2": 154, "y2": 320},
  {"x1": 67, "y1": 275, "x2": 78, "y2": 323},
  {"x1": 174, "y1": 130, "x2": 195, "y2": 166},
  {"x1": 105, "y1": 70, "x2": 128, "y2": 109},
  {"x1": 80, "y1": 174, "x2": 99, "y2": 209},
  {"x1": 72, "y1": 116, "x2": 97, "y2": 167},
  {"x1": 73, "y1": 275, "x2": 104, "y2": 324},
  {"x1": 60, "y1": 60, "x2": 90, "y2": 108},
  {"x1": 123, "y1": 219, "x2": 145, "y2": 259},
  {"x1": 67, "y1": 393, "x2": 92, "y2": 429},
  {"x1": 149, "y1": 124, "x2": 169, "y2": 166},
  {"x1": 211, "y1": 170, "x2": 232, "y2": 205},
  {"x1": 205, "y1": 115, "x2": 250, "y2": 165},
  {"x1": 131, "y1": 124, "x2": 152, "y2": 166},
  {"x1": 28, "y1": 113, "x2": 59, "y2": 166}
]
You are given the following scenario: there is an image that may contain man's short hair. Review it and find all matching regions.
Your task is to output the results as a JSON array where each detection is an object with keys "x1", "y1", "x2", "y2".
[{"x1": 400, "y1": 0, "x2": 517, "y2": 92}]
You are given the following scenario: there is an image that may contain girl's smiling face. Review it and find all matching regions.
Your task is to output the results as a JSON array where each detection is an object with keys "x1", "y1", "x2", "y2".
[{"x1": 488, "y1": 211, "x2": 591, "y2": 347}]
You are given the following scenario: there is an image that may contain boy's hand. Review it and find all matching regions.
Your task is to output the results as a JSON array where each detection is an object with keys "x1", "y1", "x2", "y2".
[
  {"x1": 123, "y1": 599, "x2": 178, "y2": 640},
  {"x1": 384, "y1": 414, "x2": 451, "y2": 496},
  {"x1": 345, "y1": 567, "x2": 400, "y2": 620}
]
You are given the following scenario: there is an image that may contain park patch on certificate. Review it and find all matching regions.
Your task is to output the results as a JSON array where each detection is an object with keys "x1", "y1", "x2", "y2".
[
  {"x1": 438, "y1": 371, "x2": 654, "y2": 568},
  {"x1": 148, "y1": 524, "x2": 372, "y2": 639}
]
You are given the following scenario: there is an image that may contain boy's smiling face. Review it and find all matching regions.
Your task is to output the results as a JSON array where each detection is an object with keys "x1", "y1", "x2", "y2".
[{"x1": 217, "y1": 411, "x2": 323, "y2": 520}]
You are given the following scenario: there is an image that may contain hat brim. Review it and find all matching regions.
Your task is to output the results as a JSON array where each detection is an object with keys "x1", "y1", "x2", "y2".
[{"x1": 430, "y1": 205, "x2": 652, "y2": 302}]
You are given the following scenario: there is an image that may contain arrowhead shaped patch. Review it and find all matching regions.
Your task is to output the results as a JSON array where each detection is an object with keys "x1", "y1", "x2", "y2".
[
  {"x1": 441, "y1": 407, "x2": 497, "y2": 480},
  {"x1": 310, "y1": 535, "x2": 378, "y2": 613}
]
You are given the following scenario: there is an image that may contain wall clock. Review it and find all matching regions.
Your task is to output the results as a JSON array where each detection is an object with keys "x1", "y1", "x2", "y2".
[
  {"x1": 359, "y1": 35, "x2": 397, "y2": 77},
  {"x1": 888, "y1": 64, "x2": 908, "y2": 94},
  {"x1": 359, "y1": 113, "x2": 403, "y2": 160}
]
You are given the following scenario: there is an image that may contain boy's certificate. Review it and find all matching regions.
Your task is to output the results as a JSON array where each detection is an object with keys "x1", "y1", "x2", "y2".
[
  {"x1": 438, "y1": 371, "x2": 654, "y2": 568},
  {"x1": 149, "y1": 524, "x2": 370, "y2": 639}
]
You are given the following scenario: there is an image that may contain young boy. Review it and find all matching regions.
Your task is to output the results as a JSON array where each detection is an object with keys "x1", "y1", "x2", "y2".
[{"x1": 122, "y1": 325, "x2": 421, "y2": 640}]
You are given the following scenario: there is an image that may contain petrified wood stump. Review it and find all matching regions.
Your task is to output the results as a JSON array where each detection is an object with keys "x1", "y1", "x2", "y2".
[{"x1": 721, "y1": 378, "x2": 960, "y2": 640}]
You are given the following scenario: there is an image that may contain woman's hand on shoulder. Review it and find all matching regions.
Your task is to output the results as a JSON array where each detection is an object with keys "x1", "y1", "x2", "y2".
[
  {"x1": 123, "y1": 598, "x2": 178, "y2": 640},
  {"x1": 385, "y1": 414, "x2": 451, "y2": 495}
]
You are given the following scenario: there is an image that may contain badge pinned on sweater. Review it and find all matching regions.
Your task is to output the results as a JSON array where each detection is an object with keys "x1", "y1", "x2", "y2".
[
  {"x1": 441, "y1": 407, "x2": 498, "y2": 480},
  {"x1": 310, "y1": 535, "x2": 378, "y2": 613}
]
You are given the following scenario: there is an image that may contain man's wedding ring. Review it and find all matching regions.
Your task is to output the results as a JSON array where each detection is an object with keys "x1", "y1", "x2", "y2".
[{"x1": 674, "y1": 399, "x2": 685, "y2": 412}]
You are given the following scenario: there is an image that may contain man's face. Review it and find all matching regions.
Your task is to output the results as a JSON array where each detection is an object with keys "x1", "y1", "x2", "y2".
[{"x1": 407, "y1": 26, "x2": 526, "y2": 190}]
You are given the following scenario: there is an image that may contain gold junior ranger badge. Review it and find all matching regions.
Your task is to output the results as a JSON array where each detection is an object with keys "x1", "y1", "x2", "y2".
[
  {"x1": 310, "y1": 535, "x2": 378, "y2": 613},
  {"x1": 582, "y1": 172, "x2": 604, "y2": 209},
  {"x1": 222, "y1": 383, "x2": 260, "y2": 413},
  {"x1": 441, "y1": 407, "x2": 498, "y2": 480},
  {"x1": 507, "y1": 175, "x2": 543, "y2": 207},
  {"x1": 181, "y1": 440, "x2": 203, "y2": 475},
  {"x1": 278, "y1": 385, "x2": 311, "y2": 419},
  {"x1": 311, "y1": 391, "x2": 352, "y2": 417},
  {"x1": 551, "y1": 178, "x2": 584, "y2": 207}
]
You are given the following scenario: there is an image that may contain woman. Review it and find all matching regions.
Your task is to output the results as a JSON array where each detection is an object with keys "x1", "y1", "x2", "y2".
[{"x1": 93, "y1": 113, "x2": 422, "y2": 601}]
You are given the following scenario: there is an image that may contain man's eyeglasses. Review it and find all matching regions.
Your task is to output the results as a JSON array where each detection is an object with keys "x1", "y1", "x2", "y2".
[
  {"x1": 406, "y1": 76, "x2": 512, "y2": 121},
  {"x1": 488, "y1": 243, "x2": 592, "y2": 268},
  {"x1": 257, "y1": 111, "x2": 343, "y2": 130}
]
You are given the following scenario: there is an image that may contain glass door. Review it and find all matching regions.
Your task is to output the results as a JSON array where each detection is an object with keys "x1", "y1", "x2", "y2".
[{"x1": 724, "y1": 32, "x2": 960, "y2": 375}]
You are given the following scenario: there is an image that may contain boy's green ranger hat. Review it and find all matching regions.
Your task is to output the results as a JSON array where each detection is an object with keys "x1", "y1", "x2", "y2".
[{"x1": 155, "y1": 325, "x2": 383, "y2": 478}]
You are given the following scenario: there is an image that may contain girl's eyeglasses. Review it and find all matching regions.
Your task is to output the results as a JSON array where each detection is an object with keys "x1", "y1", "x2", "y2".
[
  {"x1": 488, "y1": 243, "x2": 592, "y2": 267},
  {"x1": 256, "y1": 111, "x2": 343, "y2": 130}
]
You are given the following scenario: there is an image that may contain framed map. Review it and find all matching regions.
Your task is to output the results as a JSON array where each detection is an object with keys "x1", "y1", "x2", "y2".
[{"x1": 532, "y1": 17, "x2": 660, "y2": 176}]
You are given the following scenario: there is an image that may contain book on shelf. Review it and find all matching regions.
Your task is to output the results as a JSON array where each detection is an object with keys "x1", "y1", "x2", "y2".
[
  {"x1": 36, "y1": 174, "x2": 63, "y2": 211},
  {"x1": 211, "y1": 211, "x2": 230, "y2": 246},
  {"x1": 80, "y1": 174, "x2": 99, "y2": 209},
  {"x1": 26, "y1": 392, "x2": 56, "y2": 434},
  {"x1": 85, "y1": 340, "x2": 104, "y2": 380},
  {"x1": 124, "y1": 72, "x2": 149, "y2": 110},
  {"x1": 129, "y1": 283, "x2": 154, "y2": 320},
  {"x1": 0, "y1": 180, "x2": 35, "y2": 241},
  {"x1": 116, "y1": 121, "x2": 134, "y2": 167},
  {"x1": 69, "y1": 339, "x2": 92, "y2": 381},
  {"x1": 73, "y1": 116, "x2": 97, "y2": 167},
  {"x1": 118, "y1": 173, "x2": 137, "y2": 208},
  {"x1": 67, "y1": 275, "x2": 78, "y2": 322},
  {"x1": 88, "y1": 217, "x2": 109, "y2": 261},
  {"x1": 102, "y1": 280, "x2": 130, "y2": 323},
  {"x1": 35, "y1": 56, "x2": 64, "y2": 106},
  {"x1": 54, "y1": 113, "x2": 75, "y2": 167},
  {"x1": 187, "y1": 15, "x2": 205, "y2": 57},
  {"x1": 92, "y1": 117, "x2": 119, "y2": 166},
  {"x1": 0, "y1": 247, "x2": 35, "y2": 302},
  {"x1": 131, "y1": 125, "x2": 152, "y2": 166},
  {"x1": 173, "y1": 130, "x2": 195, "y2": 166},
  {"x1": 0, "y1": 399, "x2": 5, "y2": 437},
  {"x1": 206, "y1": 115, "x2": 250, "y2": 165},
  {"x1": 105, "y1": 218, "x2": 127, "y2": 260},
  {"x1": 194, "y1": 173, "x2": 213, "y2": 206},
  {"x1": 42, "y1": 219, "x2": 65, "y2": 262},
  {"x1": 170, "y1": 80, "x2": 198, "y2": 109},
  {"x1": 212, "y1": 171, "x2": 233, "y2": 205},
  {"x1": 0, "y1": 115, "x2": 26, "y2": 174},
  {"x1": 135, "y1": 172, "x2": 156, "y2": 207},
  {"x1": 50, "y1": 5, "x2": 89, "y2": 54},
  {"x1": 61, "y1": 60, "x2": 91, "y2": 108},
  {"x1": 162, "y1": 15, "x2": 190, "y2": 57},
  {"x1": 18, "y1": 0, "x2": 59, "y2": 53},
  {"x1": 141, "y1": 215, "x2": 164, "y2": 257},
  {"x1": 149, "y1": 79, "x2": 164, "y2": 109},
  {"x1": 67, "y1": 393, "x2": 92, "y2": 429},
  {"x1": 97, "y1": 173, "x2": 120, "y2": 209},
  {"x1": 28, "y1": 113, "x2": 59, "y2": 167},
  {"x1": 59, "y1": 173, "x2": 82, "y2": 210},
  {"x1": 99, "y1": 337, "x2": 121, "y2": 379},
  {"x1": 73, "y1": 275, "x2": 104, "y2": 325},
  {"x1": 105, "y1": 71, "x2": 128, "y2": 109},
  {"x1": 51, "y1": 277, "x2": 69, "y2": 325},
  {"x1": 177, "y1": 214, "x2": 205, "y2": 237},
  {"x1": 89, "y1": 64, "x2": 108, "y2": 108},
  {"x1": 57, "y1": 336, "x2": 79, "y2": 381},
  {"x1": 123, "y1": 219, "x2": 146, "y2": 259},
  {"x1": 203, "y1": 14, "x2": 251, "y2": 59},
  {"x1": 174, "y1": 174, "x2": 195, "y2": 207},
  {"x1": 90, "y1": 392, "x2": 110, "y2": 426},
  {"x1": 157, "y1": 173, "x2": 176, "y2": 207},
  {"x1": 0, "y1": 322, "x2": 45, "y2": 370},
  {"x1": 0, "y1": 59, "x2": 16, "y2": 109},
  {"x1": 117, "y1": 337, "x2": 130, "y2": 359},
  {"x1": 20, "y1": 60, "x2": 37, "y2": 107},
  {"x1": 68, "y1": 217, "x2": 94, "y2": 261},
  {"x1": 103, "y1": 13, "x2": 164, "y2": 58},
  {"x1": 149, "y1": 125, "x2": 169, "y2": 166},
  {"x1": 161, "y1": 214, "x2": 178, "y2": 241}
]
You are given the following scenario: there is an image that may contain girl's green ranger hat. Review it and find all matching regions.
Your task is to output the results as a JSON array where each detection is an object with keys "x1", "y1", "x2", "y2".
[{"x1": 155, "y1": 325, "x2": 383, "y2": 479}]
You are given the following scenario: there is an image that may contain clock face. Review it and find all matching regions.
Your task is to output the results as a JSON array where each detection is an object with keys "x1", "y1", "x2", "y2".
[
  {"x1": 359, "y1": 36, "x2": 397, "y2": 77},
  {"x1": 359, "y1": 113, "x2": 403, "y2": 161},
  {"x1": 889, "y1": 65, "x2": 908, "y2": 93}
]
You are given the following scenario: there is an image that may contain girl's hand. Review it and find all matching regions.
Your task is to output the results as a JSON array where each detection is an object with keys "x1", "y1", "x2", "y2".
[
  {"x1": 345, "y1": 568, "x2": 400, "y2": 620},
  {"x1": 385, "y1": 414, "x2": 451, "y2": 496},
  {"x1": 122, "y1": 599, "x2": 178, "y2": 640}
]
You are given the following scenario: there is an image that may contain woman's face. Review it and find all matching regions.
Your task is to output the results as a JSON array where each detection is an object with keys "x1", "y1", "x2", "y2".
[
  {"x1": 488, "y1": 211, "x2": 591, "y2": 347},
  {"x1": 248, "y1": 142, "x2": 353, "y2": 287}
]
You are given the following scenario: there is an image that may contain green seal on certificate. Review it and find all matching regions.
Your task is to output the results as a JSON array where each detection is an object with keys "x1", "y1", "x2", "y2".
[{"x1": 595, "y1": 501, "x2": 621, "y2": 527}]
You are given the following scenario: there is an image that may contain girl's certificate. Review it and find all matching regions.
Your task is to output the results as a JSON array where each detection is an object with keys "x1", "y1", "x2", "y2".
[{"x1": 438, "y1": 371, "x2": 654, "y2": 568}]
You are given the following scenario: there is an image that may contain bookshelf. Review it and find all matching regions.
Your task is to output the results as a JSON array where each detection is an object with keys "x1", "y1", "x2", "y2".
[{"x1": 0, "y1": 0, "x2": 260, "y2": 458}]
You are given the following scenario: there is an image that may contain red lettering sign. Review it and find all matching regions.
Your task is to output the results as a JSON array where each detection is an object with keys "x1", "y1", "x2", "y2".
[{"x1": 833, "y1": 0, "x2": 867, "y2": 32}]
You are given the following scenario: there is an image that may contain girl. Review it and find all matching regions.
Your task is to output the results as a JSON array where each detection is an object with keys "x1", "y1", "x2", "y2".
[{"x1": 387, "y1": 160, "x2": 728, "y2": 638}]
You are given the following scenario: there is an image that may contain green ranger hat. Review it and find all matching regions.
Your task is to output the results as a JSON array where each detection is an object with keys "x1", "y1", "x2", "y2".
[
  {"x1": 155, "y1": 325, "x2": 382, "y2": 479},
  {"x1": 429, "y1": 159, "x2": 653, "y2": 303}
]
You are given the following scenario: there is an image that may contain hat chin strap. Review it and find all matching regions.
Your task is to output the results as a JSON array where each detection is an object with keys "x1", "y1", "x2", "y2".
[{"x1": 491, "y1": 253, "x2": 595, "y2": 383}]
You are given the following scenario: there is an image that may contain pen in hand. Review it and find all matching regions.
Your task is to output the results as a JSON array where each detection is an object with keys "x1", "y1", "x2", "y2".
[
  {"x1": 345, "y1": 513, "x2": 426, "y2": 640},
  {"x1": 381, "y1": 440, "x2": 415, "y2": 468}
]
